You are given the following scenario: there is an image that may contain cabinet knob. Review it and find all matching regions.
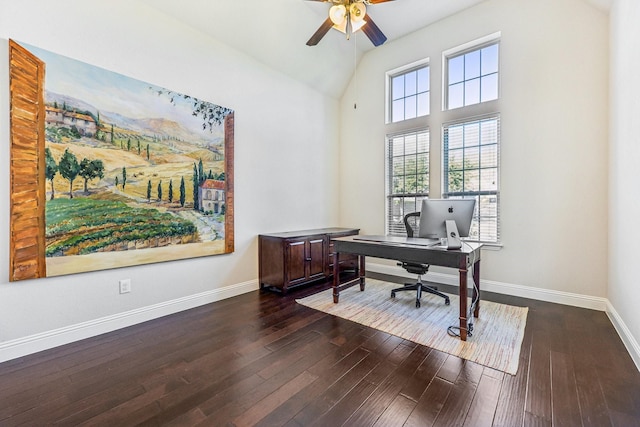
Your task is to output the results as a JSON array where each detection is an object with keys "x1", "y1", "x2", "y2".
[{"x1": 306, "y1": 257, "x2": 312, "y2": 262}]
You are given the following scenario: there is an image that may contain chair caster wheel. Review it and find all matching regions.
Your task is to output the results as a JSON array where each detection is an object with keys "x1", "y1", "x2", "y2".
[
  {"x1": 416, "y1": 300, "x2": 421, "y2": 308},
  {"x1": 391, "y1": 291, "x2": 396, "y2": 298},
  {"x1": 445, "y1": 298, "x2": 450, "y2": 305}
]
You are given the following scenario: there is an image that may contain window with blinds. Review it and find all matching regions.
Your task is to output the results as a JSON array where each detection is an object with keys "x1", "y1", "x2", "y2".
[
  {"x1": 443, "y1": 116, "x2": 500, "y2": 243},
  {"x1": 385, "y1": 129, "x2": 430, "y2": 236},
  {"x1": 384, "y1": 34, "x2": 500, "y2": 243}
]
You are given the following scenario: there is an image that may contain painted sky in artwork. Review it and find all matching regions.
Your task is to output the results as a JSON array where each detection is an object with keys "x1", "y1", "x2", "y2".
[{"x1": 21, "y1": 42, "x2": 220, "y2": 139}]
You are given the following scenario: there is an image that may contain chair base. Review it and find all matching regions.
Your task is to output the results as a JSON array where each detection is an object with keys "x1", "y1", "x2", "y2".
[{"x1": 390, "y1": 282, "x2": 450, "y2": 308}]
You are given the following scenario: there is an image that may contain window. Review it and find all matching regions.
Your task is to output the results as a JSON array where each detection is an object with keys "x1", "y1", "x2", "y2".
[
  {"x1": 385, "y1": 34, "x2": 501, "y2": 244},
  {"x1": 388, "y1": 63, "x2": 430, "y2": 123},
  {"x1": 443, "y1": 116, "x2": 500, "y2": 242},
  {"x1": 385, "y1": 129, "x2": 429, "y2": 235},
  {"x1": 445, "y1": 42, "x2": 499, "y2": 110}
]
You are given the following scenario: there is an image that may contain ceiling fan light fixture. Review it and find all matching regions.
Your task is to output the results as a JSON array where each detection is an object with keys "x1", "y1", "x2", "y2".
[
  {"x1": 351, "y1": 19, "x2": 367, "y2": 33},
  {"x1": 350, "y1": 2, "x2": 366, "y2": 21},
  {"x1": 305, "y1": 0, "x2": 388, "y2": 47},
  {"x1": 329, "y1": 4, "x2": 347, "y2": 26},
  {"x1": 349, "y1": 2, "x2": 367, "y2": 32}
]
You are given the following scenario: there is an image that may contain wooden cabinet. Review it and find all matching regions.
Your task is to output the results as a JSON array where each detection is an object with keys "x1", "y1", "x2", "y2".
[
  {"x1": 285, "y1": 236, "x2": 326, "y2": 287},
  {"x1": 259, "y1": 228, "x2": 359, "y2": 294}
]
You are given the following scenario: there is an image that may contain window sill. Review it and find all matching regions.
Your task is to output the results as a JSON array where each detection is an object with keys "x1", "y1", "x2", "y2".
[{"x1": 478, "y1": 242, "x2": 502, "y2": 251}]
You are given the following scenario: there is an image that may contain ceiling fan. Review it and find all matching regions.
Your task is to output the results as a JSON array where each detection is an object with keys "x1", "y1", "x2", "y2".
[{"x1": 305, "y1": 0, "x2": 394, "y2": 47}]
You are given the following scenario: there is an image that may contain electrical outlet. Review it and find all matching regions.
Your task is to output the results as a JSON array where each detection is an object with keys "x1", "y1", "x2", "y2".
[{"x1": 119, "y1": 279, "x2": 131, "y2": 294}]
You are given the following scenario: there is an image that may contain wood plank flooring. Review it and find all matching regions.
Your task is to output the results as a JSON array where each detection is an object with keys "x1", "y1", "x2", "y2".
[{"x1": 1, "y1": 278, "x2": 639, "y2": 426}]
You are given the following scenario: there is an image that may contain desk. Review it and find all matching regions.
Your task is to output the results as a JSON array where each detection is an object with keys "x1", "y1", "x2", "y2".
[{"x1": 331, "y1": 236, "x2": 482, "y2": 341}]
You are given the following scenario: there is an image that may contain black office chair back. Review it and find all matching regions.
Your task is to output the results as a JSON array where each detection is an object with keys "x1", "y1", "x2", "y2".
[{"x1": 404, "y1": 211, "x2": 420, "y2": 237}]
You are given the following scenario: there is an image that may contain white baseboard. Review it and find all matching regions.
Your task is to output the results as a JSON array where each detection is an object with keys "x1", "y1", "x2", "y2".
[
  {"x1": 368, "y1": 262, "x2": 640, "y2": 372},
  {"x1": 367, "y1": 262, "x2": 607, "y2": 311},
  {"x1": 0, "y1": 280, "x2": 258, "y2": 363},
  {"x1": 367, "y1": 262, "x2": 607, "y2": 310},
  {"x1": 606, "y1": 301, "x2": 640, "y2": 372}
]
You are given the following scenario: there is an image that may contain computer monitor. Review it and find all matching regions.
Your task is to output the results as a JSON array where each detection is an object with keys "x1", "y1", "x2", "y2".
[{"x1": 417, "y1": 198, "x2": 476, "y2": 239}]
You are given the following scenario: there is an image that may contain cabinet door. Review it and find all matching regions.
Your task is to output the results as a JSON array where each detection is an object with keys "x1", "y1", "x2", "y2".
[
  {"x1": 307, "y1": 238, "x2": 325, "y2": 280},
  {"x1": 286, "y1": 240, "x2": 307, "y2": 285}
]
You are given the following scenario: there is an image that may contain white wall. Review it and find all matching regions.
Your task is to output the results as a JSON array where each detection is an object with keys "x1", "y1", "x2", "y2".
[
  {"x1": 339, "y1": 0, "x2": 609, "y2": 299},
  {"x1": 0, "y1": 0, "x2": 340, "y2": 360},
  {"x1": 609, "y1": 0, "x2": 640, "y2": 365}
]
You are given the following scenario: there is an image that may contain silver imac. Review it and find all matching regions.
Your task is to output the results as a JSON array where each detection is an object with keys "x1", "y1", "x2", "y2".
[{"x1": 417, "y1": 198, "x2": 476, "y2": 240}]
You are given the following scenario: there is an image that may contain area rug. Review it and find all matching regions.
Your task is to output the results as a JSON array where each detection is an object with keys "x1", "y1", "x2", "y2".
[{"x1": 296, "y1": 279, "x2": 528, "y2": 375}]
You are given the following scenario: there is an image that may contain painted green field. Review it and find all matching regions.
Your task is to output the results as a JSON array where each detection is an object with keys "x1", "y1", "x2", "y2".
[{"x1": 45, "y1": 198, "x2": 198, "y2": 256}]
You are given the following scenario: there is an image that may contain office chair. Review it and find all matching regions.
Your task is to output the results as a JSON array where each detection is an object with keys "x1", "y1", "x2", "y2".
[{"x1": 390, "y1": 211, "x2": 451, "y2": 308}]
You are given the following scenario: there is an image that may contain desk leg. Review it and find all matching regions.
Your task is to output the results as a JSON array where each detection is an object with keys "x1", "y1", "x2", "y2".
[
  {"x1": 459, "y1": 266, "x2": 468, "y2": 341},
  {"x1": 333, "y1": 251, "x2": 340, "y2": 303},
  {"x1": 359, "y1": 255, "x2": 366, "y2": 291},
  {"x1": 473, "y1": 259, "x2": 480, "y2": 318}
]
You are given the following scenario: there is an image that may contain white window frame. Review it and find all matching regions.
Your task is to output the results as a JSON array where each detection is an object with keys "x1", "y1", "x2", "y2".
[
  {"x1": 442, "y1": 32, "x2": 501, "y2": 112},
  {"x1": 385, "y1": 58, "x2": 430, "y2": 125}
]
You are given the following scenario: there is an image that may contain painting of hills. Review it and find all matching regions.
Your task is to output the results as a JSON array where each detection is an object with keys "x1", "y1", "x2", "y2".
[{"x1": 16, "y1": 42, "x2": 235, "y2": 278}]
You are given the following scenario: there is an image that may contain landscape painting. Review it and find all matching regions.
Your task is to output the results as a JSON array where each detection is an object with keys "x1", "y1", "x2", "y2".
[{"x1": 9, "y1": 41, "x2": 234, "y2": 280}]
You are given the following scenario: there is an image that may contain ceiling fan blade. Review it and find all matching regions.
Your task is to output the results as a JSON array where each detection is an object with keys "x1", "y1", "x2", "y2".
[
  {"x1": 306, "y1": 17, "x2": 334, "y2": 46},
  {"x1": 362, "y1": 15, "x2": 387, "y2": 46},
  {"x1": 368, "y1": 0, "x2": 396, "y2": 3}
]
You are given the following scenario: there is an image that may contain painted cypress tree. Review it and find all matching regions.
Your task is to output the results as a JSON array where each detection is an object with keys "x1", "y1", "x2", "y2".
[
  {"x1": 168, "y1": 179, "x2": 173, "y2": 203},
  {"x1": 157, "y1": 180, "x2": 162, "y2": 201},
  {"x1": 192, "y1": 163, "x2": 199, "y2": 211},
  {"x1": 146, "y1": 180, "x2": 152, "y2": 201},
  {"x1": 198, "y1": 159, "x2": 205, "y2": 185},
  {"x1": 179, "y1": 176, "x2": 186, "y2": 207}
]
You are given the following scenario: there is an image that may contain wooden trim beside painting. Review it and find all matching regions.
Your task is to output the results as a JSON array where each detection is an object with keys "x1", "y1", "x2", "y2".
[
  {"x1": 224, "y1": 112, "x2": 234, "y2": 253},
  {"x1": 9, "y1": 39, "x2": 47, "y2": 281}
]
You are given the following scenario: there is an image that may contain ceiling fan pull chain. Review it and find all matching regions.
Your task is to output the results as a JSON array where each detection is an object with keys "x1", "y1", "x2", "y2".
[{"x1": 354, "y1": 32, "x2": 358, "y2": 109}]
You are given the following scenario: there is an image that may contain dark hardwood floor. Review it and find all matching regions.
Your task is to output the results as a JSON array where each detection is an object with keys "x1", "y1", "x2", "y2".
[{"x1": 1, "y1": 277, "x2": 639, "y2": 426}]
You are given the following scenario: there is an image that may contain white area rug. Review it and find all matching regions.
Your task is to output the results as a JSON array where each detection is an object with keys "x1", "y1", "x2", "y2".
[{"x1": 297, "y1": 279, "x2": 528, "y2": 375}]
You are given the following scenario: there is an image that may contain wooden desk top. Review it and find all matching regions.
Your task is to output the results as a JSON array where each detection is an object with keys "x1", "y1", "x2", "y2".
[{"x1": 332, "y1": 235, "x2": 482, "y2": 269}]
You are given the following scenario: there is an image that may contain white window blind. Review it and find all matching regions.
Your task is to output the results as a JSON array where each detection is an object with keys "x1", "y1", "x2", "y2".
[
  {"x1": 443, "y1": 115, "x2": 500, "y2": 243},
  {"x1": 386, "y1": 129, "x2": 429, "y2": 236}
]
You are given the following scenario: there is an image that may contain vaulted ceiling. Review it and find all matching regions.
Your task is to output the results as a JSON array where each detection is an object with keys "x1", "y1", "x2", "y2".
[{"x1": 142, "y1": 0, "x2": 611, "y2": 99}]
